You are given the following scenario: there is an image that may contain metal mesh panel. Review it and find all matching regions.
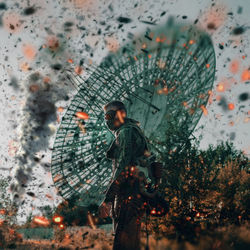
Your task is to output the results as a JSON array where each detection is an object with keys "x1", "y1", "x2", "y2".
[{"x1": 51, "y1": 20, "x2": 215, "y2": 206}]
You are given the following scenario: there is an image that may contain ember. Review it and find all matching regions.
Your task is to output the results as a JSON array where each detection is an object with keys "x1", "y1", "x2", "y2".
[{"x1": 75, "y1": 111, "x2": 89, "y2": 120}]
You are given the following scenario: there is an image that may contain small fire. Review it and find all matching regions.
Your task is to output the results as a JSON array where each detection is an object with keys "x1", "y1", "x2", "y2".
[
  {"x1": 59, "y1": 223, "x2": 65, "y2": 229},
  {"x1": 53, "y1": 216, "x2": 63, "y2": 223},
  {"x1": 228, "y1": 103, "x2": 235, "y2": 110},
  {"x1": 150, "y1": 209, "x2": 156, "y2": 215},
  {"x1": 75, "y1": 111, "x2": 89, "y2": 120},
  {"x1": 33, "y1": 216, "x2": 50, "y2": 226}
]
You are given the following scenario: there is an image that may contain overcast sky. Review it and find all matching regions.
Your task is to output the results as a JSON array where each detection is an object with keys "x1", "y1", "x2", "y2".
[{"x1": 0, "y1": 0, "x2": 249, "y2": 224}]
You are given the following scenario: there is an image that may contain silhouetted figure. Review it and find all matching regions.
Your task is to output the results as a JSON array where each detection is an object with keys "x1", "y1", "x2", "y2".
[{"x1": 99, "y1": 100, "x2": 156, "y2": 250}]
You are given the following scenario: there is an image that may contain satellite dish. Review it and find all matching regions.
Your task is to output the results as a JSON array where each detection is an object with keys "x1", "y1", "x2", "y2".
[{"x1": 51, "y1": 18, "x2": 215, "y2": 206}]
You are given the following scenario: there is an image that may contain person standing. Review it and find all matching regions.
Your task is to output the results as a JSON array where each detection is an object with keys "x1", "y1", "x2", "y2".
[{"x1": 98, "y1": 100, "x2": 154, "y2": 250}]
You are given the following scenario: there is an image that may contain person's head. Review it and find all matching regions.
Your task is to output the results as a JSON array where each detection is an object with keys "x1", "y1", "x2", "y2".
[{"x1": 103, "y1": 100, "x2": 127, "y2": 131}]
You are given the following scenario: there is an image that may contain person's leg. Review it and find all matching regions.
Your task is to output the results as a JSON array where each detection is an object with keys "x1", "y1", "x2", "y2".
[{"x1": 113, "y1": 203, "x2": 142, "y2": 250}]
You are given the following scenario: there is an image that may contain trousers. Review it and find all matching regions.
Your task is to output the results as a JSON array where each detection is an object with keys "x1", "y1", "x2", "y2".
[{"x1": 108, "y1": 169, "x2": 146, "y2": 250}]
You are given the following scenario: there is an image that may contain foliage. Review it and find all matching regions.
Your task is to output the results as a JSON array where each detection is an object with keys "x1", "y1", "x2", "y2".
[{"x1": 146, "y1": 135, "x2": 249, "y2": 243}]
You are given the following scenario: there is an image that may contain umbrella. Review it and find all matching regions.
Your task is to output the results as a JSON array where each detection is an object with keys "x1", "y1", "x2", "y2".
[{"x1": 50, "y1": 17, "x2": 215, "y2": 207}]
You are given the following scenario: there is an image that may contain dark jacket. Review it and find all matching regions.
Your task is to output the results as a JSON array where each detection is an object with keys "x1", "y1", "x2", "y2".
[{"x1": 103, "y1": 117, "x2": 148, "y2": 202}]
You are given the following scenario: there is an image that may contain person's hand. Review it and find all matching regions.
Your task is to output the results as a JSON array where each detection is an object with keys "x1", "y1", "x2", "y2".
[{"x1": 98, "y1": 202, "x2": 112, "y2": 218}]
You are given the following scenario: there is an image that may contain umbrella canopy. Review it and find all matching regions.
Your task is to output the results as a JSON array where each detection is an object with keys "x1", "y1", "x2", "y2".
[{"x1": 51, "y1": 18, "x2": 215, "y2": 206}]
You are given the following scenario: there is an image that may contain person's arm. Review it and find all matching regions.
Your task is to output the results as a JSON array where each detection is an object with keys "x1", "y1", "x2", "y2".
[{"x1": 113, "y1": 127, "x2": 134, "y2": 180}]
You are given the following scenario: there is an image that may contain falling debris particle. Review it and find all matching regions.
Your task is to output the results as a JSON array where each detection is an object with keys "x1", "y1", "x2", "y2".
[
  {"x1": 207, "y1": 23, "x2": 216, "y2": 30},
  {"x1": 0, "y1": 2, "x2": 7, "y2": 9},
  {"x1": 160, "y1": 11, "x2": 166, "y2": 17},
  {"x1": 27, "y1": 191, "x2": 35, "y2": 197},
  {"x1": 117, "y1": 16, "x2": 132, "y2": 23},
  {"x1": 51, "y1": 64, "x2": 62, "y2": 70},
  {"x1": 23, "y1": 6, "x2": 36, "y2": 15},
  {"x1": 237, "y1": 6, "x2": 243, "y2": 14},
  {"x1": 239, "y1": 93, "x2": 248, "y2": 101},
  {"x1": 219, "y1": 43, "x2": 224, "y2": 50},
  {"x1": 232, "y1": 26, "x2": 245, "y2": 35}
]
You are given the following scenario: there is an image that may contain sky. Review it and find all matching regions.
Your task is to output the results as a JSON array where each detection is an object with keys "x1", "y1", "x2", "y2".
[{"x1": 0, "y1": 0, "x2": 249, "y2": 224}]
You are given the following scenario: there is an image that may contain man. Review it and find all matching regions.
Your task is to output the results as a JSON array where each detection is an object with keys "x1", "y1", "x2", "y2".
[{"x1": 98, "y1": 100, "x2": 153, "y2": 250}]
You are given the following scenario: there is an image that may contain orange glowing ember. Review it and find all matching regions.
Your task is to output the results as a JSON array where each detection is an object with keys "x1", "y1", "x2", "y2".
[
  {"x1": 148, "y1": 54, "x2": 152, "y2": 59},
  {"x1": 57, "y1": 107, "x2": 64, "y2": 113},
  {"x1": 0, "y1": 209, "x2": 5, "y2": 215},
  {"x1": 206, "y1": 64, "x2": 210, "y2": 68},
  {"x1": 228, "y1": 103, "x2": 235, "y2": 110},
  {"x1": 22, "y1": 44, "x2": 36, "y2": 60},
  {"x1": 33, "y1": 216, "x2": 50, "y2": 226},
  {"x1": 151, "y1": 209, "x2": 156, "y2": 215},
  {"x1": 53, "y1": 216, "x2": 63, "y2": 223},
  {"x1": 20, "y1": 62, "x2": 30, "y2": 72},
  {"x1": 59, "y1": 224, "x2": 65, "y2": 229},
  {"x1": 75, "y1": 111, "x2": 89, "y2": 120},
  {"x1": 74, "y1": 66, "x2": 83, "y2": 75},
  {"x1": 241, "y1": 69, "x2": 250, "y2": 82},
  {"x1": 116, "y1": 110, "x2": 125, "y2": 124},
  {"x1": 200, "y1": 105, "x2": 208, "y2": 116},
  {"x1": 156, "y1": 37, "x2": 161, "y2": 42},
  {"x1": 0, "y1": 218, "x2": 4, "y2": 226},
  {"x1": 230, "y1": 60, "x2": 239, "y2": 74},
  {"x1": 67, "y1": 59, "x2": 73, "y2": 63},
  {"x1": 217, "y1": 83, "x2": 225, "y2": 92},
  {"x1": 189, "y1": 40, "x2": 195, "y2": 45},
  {"x1": 43, "y1": 76, "x2": 51, "y2": 83}
]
